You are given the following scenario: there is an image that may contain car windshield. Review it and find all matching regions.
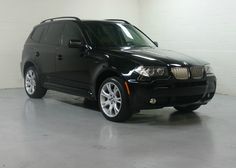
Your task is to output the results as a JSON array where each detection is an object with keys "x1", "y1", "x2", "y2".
[{"x1": 84, "y1": 22, "x2": 156, "y2": 48}]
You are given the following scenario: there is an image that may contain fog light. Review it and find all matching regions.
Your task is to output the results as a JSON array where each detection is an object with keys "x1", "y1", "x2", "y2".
[{"x1": 150, "y1": 98, "x2": 157, "y2": 104}]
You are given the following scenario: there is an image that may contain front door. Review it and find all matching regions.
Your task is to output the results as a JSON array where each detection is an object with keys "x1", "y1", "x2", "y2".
[{"x1": 55, "y1": 22, "x2": 89, "y2": 90}]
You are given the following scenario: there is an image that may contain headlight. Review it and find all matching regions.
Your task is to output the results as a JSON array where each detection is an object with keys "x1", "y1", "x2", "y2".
[
  {"x1": 204, "y1": 64, "x2": 214, "y2": 74},
  {"x1": 134, "y1": 66, "x2": 168, "y2": 77}
]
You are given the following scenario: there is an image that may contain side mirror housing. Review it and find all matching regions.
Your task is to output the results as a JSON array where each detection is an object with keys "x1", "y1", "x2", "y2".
[
  {"x1": 153, "y1": 41, "x2": 159, "y2": 47},
  {"x1": 69, "y1": 39, "x2": 84, "y2": 48}
]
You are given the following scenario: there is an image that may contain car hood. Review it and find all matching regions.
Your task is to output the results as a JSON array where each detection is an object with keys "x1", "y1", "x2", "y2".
[{"x1": 109, "y1": 47, "x2": 208, "y2": 66}]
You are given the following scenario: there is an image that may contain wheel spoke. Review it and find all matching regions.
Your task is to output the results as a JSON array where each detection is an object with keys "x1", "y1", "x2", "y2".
[
  {"x1": 115, "y1": 97, "x2": 121, "y2": 101},
  {"x1": 106, "y1": 83, "x2": 113, "y2": 94},
  {"x1": 29, "y1": 87, "x2": 33, "y2": 93},
  {"x1": 32, "y1": 86, "x2": 35, "y2": 92},
  {"x1": 102, "y1": 100, "x2": 110, "y2": 107},
  {"x1": 114, "y1": 86, "x2": 119, "y2": 95},
  {"x1": 114, "y1": 103, "x2": 120, "y2": 114},
  {"x1": 101, "y1": 90, "x2": 110, "y2": 98},
  {"x1": 25, "y1": 81, "x2": 30, "y2": 87},
  {"x1": 32, "y1": 74, "x2": 36, "y2": 80},
  {"x1": 28, "y1": 71, "x2": 32, "y2": 77},
  {"x1": 26, "y1": 74, "x2": 31, "y2": 79},
  {"x1": 108, "y1": 104, "x2": 114, "y2": 115}
]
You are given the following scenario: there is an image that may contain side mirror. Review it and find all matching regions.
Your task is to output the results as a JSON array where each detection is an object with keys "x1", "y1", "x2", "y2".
[
  {"x1": 69, "y1": 39, "x2": 84, "y2": 48},
  {"x1": 153, "y1": 41, "x2": 159, "y2": 47}
]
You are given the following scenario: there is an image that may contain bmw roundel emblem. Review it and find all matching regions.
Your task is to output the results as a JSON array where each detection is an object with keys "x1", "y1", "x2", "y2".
[{"x1": 183, "y1": 61, "x2": 188, "y2": 65}]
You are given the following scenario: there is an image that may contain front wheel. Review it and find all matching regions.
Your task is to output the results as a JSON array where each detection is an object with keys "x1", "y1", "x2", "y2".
[
  {"x1": 98, "y1": 77, "x2": 132, "y2": 122},
  {"x1": 174, "y1": 104, "x2": 201, "y2": 113}
]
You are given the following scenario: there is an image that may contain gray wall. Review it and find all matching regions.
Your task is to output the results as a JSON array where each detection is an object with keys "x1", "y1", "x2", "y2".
[{"x1": 139, "y1": 0, "x2": 236, "y2": 95}]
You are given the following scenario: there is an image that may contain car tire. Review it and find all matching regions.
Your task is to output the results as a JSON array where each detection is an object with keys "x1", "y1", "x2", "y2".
[
  {"x1": 174, "y1": 104, "x2": 201, "y2": 112},
  {"x1": 98, "y1": 77, "x2": 132, "y2": 122},
  {"x1": 24, "y1": 67, "x2": 47, "y2": 98}
]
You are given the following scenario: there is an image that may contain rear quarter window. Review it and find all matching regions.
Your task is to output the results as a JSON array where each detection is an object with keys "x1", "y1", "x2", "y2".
[{"x1": 31, "y1": 26, "x2": 45, "y2": 42}]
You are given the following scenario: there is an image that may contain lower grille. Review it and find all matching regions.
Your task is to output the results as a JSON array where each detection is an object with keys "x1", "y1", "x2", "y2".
[{"x1": 174, "y1": 81, "x2": 207, "y2": 87}]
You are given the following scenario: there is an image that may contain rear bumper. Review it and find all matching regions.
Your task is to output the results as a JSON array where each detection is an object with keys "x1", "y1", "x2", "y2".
[{"x1": 128, "y1": 75, "x2": 216, "y2": 110}]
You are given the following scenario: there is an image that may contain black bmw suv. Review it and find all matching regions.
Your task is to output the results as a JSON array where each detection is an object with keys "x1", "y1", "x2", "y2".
[{"x1": 21, "y1": 17, "x2": 216, "y2": 122}]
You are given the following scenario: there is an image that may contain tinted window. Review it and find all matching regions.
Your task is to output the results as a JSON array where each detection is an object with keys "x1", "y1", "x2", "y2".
[
  {"x1": 62, "y1": 22, "x2": 83, "y2": 46},
  {"x1": 85, "y1": 22, "x2": 155, "y2": 48},
  {"x1": 31, "y1": 26, "x2": 45, "y2": 42},
  {"x1": 41, "y1": 23, "x2": 64, "y2": 45}
]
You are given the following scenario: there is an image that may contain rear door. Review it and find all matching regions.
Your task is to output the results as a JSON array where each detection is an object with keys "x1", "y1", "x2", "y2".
[
  {"x1": 55, "y1": 21, "x2": 89, "y2": 90},
  {"x1": 36, "y1": 22, "x2": 65, "y2": 83},
  {"x1": 22, "y1": 25, "x2": 46, "y2": 74}
]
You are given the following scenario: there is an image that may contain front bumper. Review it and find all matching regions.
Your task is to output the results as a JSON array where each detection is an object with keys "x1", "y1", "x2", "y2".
[{"x1": 128, "y1": 75, "x2": 216, "y2": 110}]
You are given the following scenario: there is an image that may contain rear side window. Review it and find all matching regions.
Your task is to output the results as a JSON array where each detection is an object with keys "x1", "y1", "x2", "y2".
[
  {"x1": 31, "y1": 26, "x2": 45, "y2": 42},
  {"x1": 62, "y1": 22, "x2": 84, "y2": 46},
  {"x1": 41, "y1": 23, "x2": 64, "y2": 45}
]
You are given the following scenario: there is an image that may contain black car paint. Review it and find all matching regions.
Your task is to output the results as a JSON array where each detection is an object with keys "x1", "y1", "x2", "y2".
[{"x1": 21, "y1": 20, "x2": 216, "y2": 109}]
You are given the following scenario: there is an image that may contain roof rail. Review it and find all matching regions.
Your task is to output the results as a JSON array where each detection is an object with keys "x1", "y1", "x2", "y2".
[
  {"x1": 106, "y1": 19, "x2": 131, "y2": 24},
  {"x1": 41, "y1": 16, "x2": 80, "y2": 24}
]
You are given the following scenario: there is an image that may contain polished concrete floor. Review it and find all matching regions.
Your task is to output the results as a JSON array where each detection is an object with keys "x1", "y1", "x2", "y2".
[{"x1": 0, "y1": 88, "x2": 235, "y2": 168}]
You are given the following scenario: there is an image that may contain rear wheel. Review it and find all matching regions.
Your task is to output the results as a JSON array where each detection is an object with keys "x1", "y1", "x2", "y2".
[
  {"x1": 98, "y1": 77, "x2": 132, "y2": 122},
  {"x1": 24, "y1": 67, "x2": 47, "y2": 98},
  {"x1": 174, "y1": 104, "x2": 201, "y2": 113}
]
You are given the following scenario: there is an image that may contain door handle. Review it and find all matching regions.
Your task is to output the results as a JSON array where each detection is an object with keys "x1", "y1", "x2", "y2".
[
  {"x1": 57, "y1": 55, "x2": 63, "y2": 60},
  {"x1": 35, "y1": 51, "x2": 40, "y2": 57}
]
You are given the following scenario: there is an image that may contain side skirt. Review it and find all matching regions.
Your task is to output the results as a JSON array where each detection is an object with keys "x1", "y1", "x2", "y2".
[{"x1": 44, "y1": 82, "x2": 94, "y2": 99}]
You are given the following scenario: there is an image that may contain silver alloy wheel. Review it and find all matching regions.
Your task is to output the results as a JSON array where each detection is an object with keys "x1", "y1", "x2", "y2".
[
  {"x1": 100, "y1": 82, "x2": 122, "y2": 117},
  {"x1": 25, "y1": 70, "x2": 36, "y2": 95}
]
